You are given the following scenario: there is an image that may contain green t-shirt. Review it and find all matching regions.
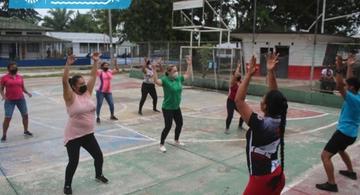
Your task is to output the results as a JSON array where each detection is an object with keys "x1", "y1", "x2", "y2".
[{"x1": 161, "y1": 75, "x2": 185, "y2": 110}]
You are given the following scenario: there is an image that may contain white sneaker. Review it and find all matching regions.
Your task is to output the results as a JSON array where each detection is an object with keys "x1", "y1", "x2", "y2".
[
  {"x1": 160, "y1": 145, "x2": 166, "y2": 153},
  {"x1": 224, "y1": 129, "x2": 230, "y2": 134},
  {"x1": 174, "y1": 141, "x2": 185, "y2": 146}
]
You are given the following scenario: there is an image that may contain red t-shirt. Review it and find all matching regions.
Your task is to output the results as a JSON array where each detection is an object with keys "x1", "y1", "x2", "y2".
[
  {"x1": 0, "y1": 73, "x2": 25, "y2": 100},
  {"x1": 228, "y1": 84, "x2": 239, "y2": 101}
]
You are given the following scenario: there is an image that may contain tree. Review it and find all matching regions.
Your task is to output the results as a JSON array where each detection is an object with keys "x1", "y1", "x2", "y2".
[
  {"x1": 42, "y1": 9, "x2": 74, "y2": 31},
  {"x1": 0, "y1": 0, "x2": 41, "y2": 23},
  {"x1": 68, "y1": 11, "x2": 100, "y2": 33},
  {"x1": 122, "y1": 0, "x2": 187, "y2": 42}
]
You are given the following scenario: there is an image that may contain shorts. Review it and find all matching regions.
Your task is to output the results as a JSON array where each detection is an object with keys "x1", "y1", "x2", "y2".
[
  {"x1": 243, "y1": 166, "x2": 285, "y2": 195},
  {"x1": 4, "y1": 99, "x2": 28, "y2": 118},
  {"x1": 324, "y1": 130, "x2": 356, "y2": 154}
]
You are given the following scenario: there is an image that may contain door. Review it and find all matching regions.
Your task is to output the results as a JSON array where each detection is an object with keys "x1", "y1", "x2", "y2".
[
  {"x1": 260, "y1": 47, "x2": 274, "y2": 76},
  {"x1": 275, "y1": 46, "x2": 289, "y2": 78}
]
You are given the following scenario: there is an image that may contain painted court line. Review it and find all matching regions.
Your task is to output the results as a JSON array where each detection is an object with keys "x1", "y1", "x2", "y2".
[
  {"x1": 181, "y1": 138, "x2": 246, "y2": 143},
  {"x1": 282, "y1": 140, "x2": 360, "y2": 194},
  {"x1": 114, "y1": 124, "x2": 157, "y2": 141},
  {"x1": 291, "y1": 121, "x2": 338, "y2": 135},
  {"x1": 95, "y1": 133, "x2": 152, "y2": 141},
  {"x1": 7, "y1": 142, "x2": 158, "y2": 179}
]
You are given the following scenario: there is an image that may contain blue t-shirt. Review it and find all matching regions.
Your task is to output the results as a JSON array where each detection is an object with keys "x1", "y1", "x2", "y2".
[{"x1": 337, "y1": 91, "x2": 360, "y2": 138}]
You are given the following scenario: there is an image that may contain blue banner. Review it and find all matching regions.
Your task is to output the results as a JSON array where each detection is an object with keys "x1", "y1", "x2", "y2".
[{"x1": 9, "y1": 0, "x2": 131, "y2": 9}]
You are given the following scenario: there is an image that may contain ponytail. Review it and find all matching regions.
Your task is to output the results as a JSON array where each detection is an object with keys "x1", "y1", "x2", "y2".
[{"x1": 268, "y1": 98, "x2": 288, "y2": 190}]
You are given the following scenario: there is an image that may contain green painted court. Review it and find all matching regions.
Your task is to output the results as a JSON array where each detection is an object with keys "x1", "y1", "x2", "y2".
[{"x1": 0, "y1": 74, "x2": 359, "y2": 195}]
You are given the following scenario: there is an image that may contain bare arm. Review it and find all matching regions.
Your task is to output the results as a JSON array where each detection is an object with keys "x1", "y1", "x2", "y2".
[
  {"x1": 346, "y1": 54, "x2": 356, "y2": 79},
  {"x1": 235, "y1": 56, "x2": 257, "y2": 124},
  {"x1": 335, "y1": 55, "x2": 346, "y2": 98},
  {"x1": 152, "y1": 63, "x2": 163, "y2": 86},
  {"x1": 266, "y1": 53, "x2": 279, "y2": 91},
  {"x1": 86, "y1": 52, "x2": 100, "y2": 95},
  {"x1": 62, "y1": 55, "x2": 75, "y2": 106},
  {"x1": 0, "y1": 85, "x2": 5, "y2": 100},
  {"x1": 22, "y1": 84, "x2": 32, "y2": 98},
  {"x1": 112, "y1": 58, "x2": 121, "y2": 74},
  {"x1": 230, "y1": 63, "x2": 241, "y2": 86},
  {"x1": 183, "y1": 56, "x2": 193, "y2": 80}
]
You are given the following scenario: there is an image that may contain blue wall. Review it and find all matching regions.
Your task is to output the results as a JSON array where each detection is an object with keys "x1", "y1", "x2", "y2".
[{"x1": 0, "y1": 58, "x2": 91, "y2": 67}]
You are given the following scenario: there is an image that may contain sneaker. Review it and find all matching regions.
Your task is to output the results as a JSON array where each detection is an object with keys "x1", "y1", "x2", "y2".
[
  {"x1": 24, "y1": 131, "x2": 33, "y2": 136},
  {"x1": 315, "y1": 182, "x2": 338, "y2": 192},
  {"x1": 110, "y1": 116, "x2": 118, "y2": 120},
  {"x1": 95, "y1": 175, "x2": 109, "y2": 184},
  {"x1": 224, "y1": 129, "x2": 230, "y2": 134},
  {"x1": 96, "y1": 117, "x2": 101, "y2": 124},
  {"x1": 1, "y1": 136, "x2": 6, "y2": 142},
  {"x1": 339, "y1": 170, "x2": 357, "y2": 180},
  {"x1": 174, "y1": 141, "x2": 185, "y2": 146},
  {"x1": 160, "y1": 145, "x2": 166, "y2": 153},
  {"x1": 63, "y1": 186, "x2": 72, "y2": 195}
]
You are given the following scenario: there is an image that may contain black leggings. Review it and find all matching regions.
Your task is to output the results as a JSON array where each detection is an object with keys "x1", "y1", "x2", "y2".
[
  {"x1": 139, "y1": 83, "x2": 158, "y2": 112},
  {"x1": 161, "y1": 108, "x2": 183, "y2": 145},
  {"x1": 65, "y1": 133, "x2": 103, "y2": 187},
  {"x1": 226, "y1": 98, "x2": 244, "y2": 129}
]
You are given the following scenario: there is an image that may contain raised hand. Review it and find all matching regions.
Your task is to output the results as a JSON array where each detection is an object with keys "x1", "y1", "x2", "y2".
[
  {"x1": 186, "y1": 55, "x2": 192, "y2": 67},
  {"x1": 347, "y1": 54, "x2": 356, "y2": 67},
  {"x1": 66, "y1": 55, "x2": 76, "y2": 65},
  {"x1": 266, "y1": 52, "x2": 279, "y2": 71},
  {"x1": 335, "y1": 55, "x2": 344, "y2": 69},
  {"x1": 249, "y1": 55, "x2": 257, "y2": 75},
  {"x1": 92, "y1": 52, "x2": 101, "y2": 62}
]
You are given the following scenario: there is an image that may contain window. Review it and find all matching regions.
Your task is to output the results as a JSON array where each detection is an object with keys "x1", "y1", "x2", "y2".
[
  {"x1": 5, "y1": 31, "x2": 21, "y2": 35},
  {"x1": 26, "y1": 32, "x2": 42, "y2": 35},
  {"x1": 80, "y1": 43, "x2": 88, "y2": 54},
  {"x1": 27, "y1": 43, "x2": 40, "y2": 52}
]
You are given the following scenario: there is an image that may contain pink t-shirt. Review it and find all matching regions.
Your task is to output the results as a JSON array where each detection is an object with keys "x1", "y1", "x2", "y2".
[
  {"x1": 0, "y1": 73, "x2": 25, "y2": 100},
  {"x1": 96, "y1": 70, "x2": 113, "y2": 93},
  {"x1": 64, "y1": 93, "x2": 96, "y2": 145}
]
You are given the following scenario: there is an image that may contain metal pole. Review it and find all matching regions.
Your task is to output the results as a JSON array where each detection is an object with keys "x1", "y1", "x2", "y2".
[
  {"x1": 310, "y1": 0, "x2": 321, "y2": 89},
  {"x1": 108, "y1": 10, "x2": 114, "y2": 66},
  {"x1": 252, "y1": 0, "x2": 257, "y2": 54},
  {"x1": 321, "y1": 0, "x2": 326, "y2": 34}
]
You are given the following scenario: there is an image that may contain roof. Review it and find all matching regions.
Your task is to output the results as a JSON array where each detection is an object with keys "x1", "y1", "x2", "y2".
[
  {"x1": 0, "y1": 17, "x2": 52, "y2": 31},
  {"x1": 0, "y1": 35, "x2": 69, "y2": 42},
  {"x1": 47, "y1": 32, "x2": 112, "y2": 43}
]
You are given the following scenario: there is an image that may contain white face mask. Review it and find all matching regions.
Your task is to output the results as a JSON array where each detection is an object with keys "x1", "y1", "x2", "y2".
[{"x1": 171, "y1": 72, "x2": 178, "y2": 79}]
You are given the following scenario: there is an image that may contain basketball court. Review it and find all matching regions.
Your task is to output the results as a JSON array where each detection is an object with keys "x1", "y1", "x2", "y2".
[{"x1": 0, "y1": 74, "x2": 358, "y2": 194}]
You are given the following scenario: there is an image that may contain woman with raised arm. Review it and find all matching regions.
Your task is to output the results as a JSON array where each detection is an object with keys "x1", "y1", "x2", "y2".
[
  {"x1": 62, "y1": 53, "x2": 108, "y2": 195},
  {"x1": 96, "y1": 58, "x2": 121, "y2": 124},
  {"x1": 138, "y1": 57, "x2": 163, "y2": 115},
  {"x1": 225, "y1": 62, "x2": 244, "y2": 134},
  {"x1": 235, "y1": 53, "x2": 288, "y2": 195},
  {"x1": 152, "y1": 56, "x2": 192, "y2": 153}
]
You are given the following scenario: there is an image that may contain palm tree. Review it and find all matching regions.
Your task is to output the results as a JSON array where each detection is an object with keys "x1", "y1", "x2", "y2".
[{"x1": 42, "y1": 9, "x2": 74, "y2": 31}]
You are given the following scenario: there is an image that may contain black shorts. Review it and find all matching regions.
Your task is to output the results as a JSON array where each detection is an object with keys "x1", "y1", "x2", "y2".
[{"x1": 324, "y1": 130, "x2": 356, "y2": 154}]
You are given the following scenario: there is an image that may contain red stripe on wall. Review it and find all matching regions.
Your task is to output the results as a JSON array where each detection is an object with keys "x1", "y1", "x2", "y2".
[{"x1": 288, "y1": 65, "x2": 322, "y2": 80}]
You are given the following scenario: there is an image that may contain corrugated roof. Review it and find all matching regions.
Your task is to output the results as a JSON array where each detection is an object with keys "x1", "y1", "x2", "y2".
[
  {"x1": 47, "y1": 32, "x2": 112, "y2": 43},
  {"x1": 0, "y1": 17, "x2": 52, "y2": 31},
  {"x1": 0, "y1": 35, "x2": 69, "y2": 42}
]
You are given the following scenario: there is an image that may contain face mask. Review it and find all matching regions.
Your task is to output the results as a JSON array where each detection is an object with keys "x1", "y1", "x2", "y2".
[
  {"x1": 171, "y1": 72, "x2": 178, "y2": 79},
  {"x1": 102, "y1": 67, "x2": 109, "y2": 72},
  {"x1": 236, "y1": 76, "x2": 241, "y2": 82},
  {"x1": 79, "y1": 85, "x2": 87, "y2": 94},
  {"x1": 9, "y1": 68, "x2": 18, "y2": 75}
]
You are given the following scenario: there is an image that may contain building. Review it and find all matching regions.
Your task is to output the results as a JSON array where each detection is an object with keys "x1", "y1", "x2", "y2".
[
  {"x1": 231, "y1": 33, "x2": 359, "y2": 80},
  {"x1": 0, "y1": 17, "x2": 68, "y2": 63}
]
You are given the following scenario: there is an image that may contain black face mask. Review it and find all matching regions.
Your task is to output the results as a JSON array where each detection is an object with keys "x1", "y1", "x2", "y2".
[
  {"x1": 236, "y1": 76, "x2": 241, "y2": 82},
  {"x1": 102, "y1": 67, "x2": 109, "y2": 72},
  {"x1": 79, "y1": 85, "x2": 87, "y2": 94},
  {"x1": 9, "y1": 68, "x2": 18, "y2": 75}
]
